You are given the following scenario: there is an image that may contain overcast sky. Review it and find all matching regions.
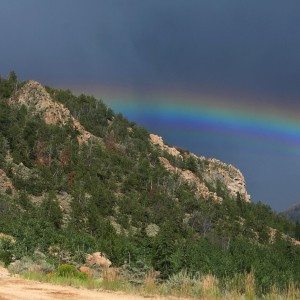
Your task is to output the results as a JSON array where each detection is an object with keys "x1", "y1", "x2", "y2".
[
  {"x1": 1, "y1": 0, "x2": 300, "y2": 100},
  {"x1": 1, "y1": 1, "x2": 300, "y2": 210}
]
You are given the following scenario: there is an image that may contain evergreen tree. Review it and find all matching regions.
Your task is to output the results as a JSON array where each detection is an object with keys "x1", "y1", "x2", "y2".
[{"x1": 40, "y1": 192, "x2": 63, "y2": 229}]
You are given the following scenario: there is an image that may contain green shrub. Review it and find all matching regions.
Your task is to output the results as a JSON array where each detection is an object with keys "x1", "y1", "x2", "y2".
[
  {"x1": 56, "y1": 264, "x2": 87, "y2": 280},
  {"x1": 120, "y1": 260, "x2": 153, "y2": 285},
  {"x1": 0, "y1": 237, "x2": 15, "y2": 266},
  {"x1": 8, "y1": 257, "x2": 35, "y2": 274},
  {"x1": 8, "y1": 255, "x2": 55, "y2": 274}
]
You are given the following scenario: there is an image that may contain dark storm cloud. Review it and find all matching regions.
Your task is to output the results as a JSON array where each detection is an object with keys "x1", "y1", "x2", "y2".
[
  {"x1": 1, "y1": 0, "x2": 300, "y2": 210},
  {"x1": 1, "y1": 0, "x2": 300, "y2": 99}
]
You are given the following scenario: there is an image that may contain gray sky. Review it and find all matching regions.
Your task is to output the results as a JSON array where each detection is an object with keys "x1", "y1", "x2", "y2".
[
  {"x1": 1, "y1": 1, "x2": 300, "y2": 210},
  {"x1": 1, "y1": 0, "x2": 300, "y2": 100}
]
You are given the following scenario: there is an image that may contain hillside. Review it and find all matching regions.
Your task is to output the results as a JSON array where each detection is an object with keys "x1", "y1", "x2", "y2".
[
  {"x1": 282, "y1": 203, "x2": 300, "y2": 223},
  {"x1": 0, "y1": 72, "x2": 299, "y2": 294}
]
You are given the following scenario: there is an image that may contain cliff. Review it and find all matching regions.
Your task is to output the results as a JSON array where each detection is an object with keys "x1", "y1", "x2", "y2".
[{"x1": 150, "y1": 134, "x2": 250, "y2": 202}]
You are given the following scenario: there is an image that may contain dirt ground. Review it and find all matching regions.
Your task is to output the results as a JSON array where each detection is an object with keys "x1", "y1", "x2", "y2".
[{"x1": 0, "y1": 267, "x2": 163, "y2": 300}]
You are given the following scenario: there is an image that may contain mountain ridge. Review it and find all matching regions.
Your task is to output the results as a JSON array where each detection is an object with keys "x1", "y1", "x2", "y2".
[
  {"x1": 8, "y1": 79, "x2": 251, "y2": 205},
  {"x1": 9, "y1": 80, "x2": 95, "y2": 144},
  {"x1": 0, "y1": 73, "x2": 299, "y2": 292}
]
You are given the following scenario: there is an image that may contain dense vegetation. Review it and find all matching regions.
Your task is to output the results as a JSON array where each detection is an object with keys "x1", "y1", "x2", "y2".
[{"x1": 0, "y1": 72, "x2": 299, "y2": 295}]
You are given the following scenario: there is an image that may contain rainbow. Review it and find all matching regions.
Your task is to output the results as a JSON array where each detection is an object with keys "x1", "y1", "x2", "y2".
[
  {"x1": 104, "y1": 97, "x2": 300, "y2": 153},
  {"x1": 58, "y1": 84, "x2": 300, "y2": 209},
  {"x1": 66, "y1": 84, "x2": 300, "y2": 155}
]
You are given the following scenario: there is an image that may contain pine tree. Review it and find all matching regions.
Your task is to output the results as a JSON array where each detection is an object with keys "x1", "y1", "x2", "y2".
[{"x1": 40, "y1": 192, "x2": 63, "y2": 229}]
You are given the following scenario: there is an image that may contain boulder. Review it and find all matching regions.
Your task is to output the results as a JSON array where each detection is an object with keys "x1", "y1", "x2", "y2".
[
  {"x1": 86, "y1": 252, "x2": 112, "y2": 268},
  {"x1": 79, "y1": 265, "x2": 93, "y2": 277}
]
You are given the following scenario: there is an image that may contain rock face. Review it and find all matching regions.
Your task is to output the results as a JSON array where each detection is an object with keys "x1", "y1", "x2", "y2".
[
  {"x1": 9, "y1": 81, "x2": 93, "y2": 144},
  {"x1": 199, "y1": 156, "x2": 251, "y2": 202},
  {"x1": 86, "y1": 252, "x2": 112, "y2": 268},
  {"x1": 159, "y1": 157, "x2": 221, "y2": 202},
  {"x1": 150, "y1": 134, "x2": 182, "y2": 157},
  {"x1": 150, "y1": 134, "x2": 250, "y2": 202}
]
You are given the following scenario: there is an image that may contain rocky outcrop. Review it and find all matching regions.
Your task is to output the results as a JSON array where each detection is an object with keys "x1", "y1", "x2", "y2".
[
  {"x1": 159, "y1": 157, "x2": 221, "y2": 202},
  {"x1": 198, "y1": 156, "x2": 251, "y2": 202},
  {"x1": 268, "y1": 226, "x2": 300, "y2": 246},
  {"x1": 11, "y1": 162, "x2": 33, "y2": 181},
  {"x1": 30, "y1": 192, "x2": 72, "y2": 225},
  {"x1": 86, "y1": 252, "x2": 112, "y2": 268},
  {"x1": 150, "y1": 134, "x2": 250, "y2": 202},
  {"x1": 150, "y1": 134, "x2": 182, "y2": 157},
  {"x1": 9, "y1": 81, "x2": 94, "y2": 144}
]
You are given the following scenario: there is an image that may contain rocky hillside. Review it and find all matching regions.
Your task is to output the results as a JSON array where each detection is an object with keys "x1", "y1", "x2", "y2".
[
  {"x1": 150, "y1": 133, "x2": 250, "y2": 203},
  {"x1": 8, "y1": 80, "x2": 250, "y2": 205},
  {"x1": 0, "y1": 73, "x2": 299, "y2": 291},
  {"x1": 9, "y1": 80, "x2": 95, "y2": 144}
]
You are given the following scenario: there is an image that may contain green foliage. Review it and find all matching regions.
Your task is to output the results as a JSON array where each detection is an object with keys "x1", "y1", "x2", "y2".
[
  {"x1": 0, "y1": 237, "x2": 15, "y2": 266},
  {"x1": 56, "y1": 264, "x2": 87, "y2": 280},
  {"x1": 0, "y1": 71, "x2": 18, "y2": 99},
  {"x1": 40, "y1": 193, "x2": 63, "y2": 229},
  {"x1": 120, "y1": 260, "x2": 153, "y2": 284},
  {"x1": 0, "y1": 73, "x2": 299, "y2": 294}
]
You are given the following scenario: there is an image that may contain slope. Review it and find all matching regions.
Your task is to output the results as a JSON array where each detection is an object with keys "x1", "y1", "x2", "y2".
[{"x1": 0, "y1": 73, "x2": 299, "y2": 293}]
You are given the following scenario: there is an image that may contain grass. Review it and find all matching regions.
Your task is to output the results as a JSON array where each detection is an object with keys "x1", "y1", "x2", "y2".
[
  {"x1": 22, "y1": 269, "x2": 300, "y2": 300},
  {"x1": 22, "y1": 270, "x2": 134, "y2": 293}
]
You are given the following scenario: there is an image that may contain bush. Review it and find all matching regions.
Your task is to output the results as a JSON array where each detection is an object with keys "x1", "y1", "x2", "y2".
[
  {"x1": 120, "y1": 260, "x2": 153, "y2": 285},
  {"x1": 8, "y1": 255, "x2": 54, "y2": 274},
  {"x1": 0, "y1": 235, "x2": 15, "y2": 266},
  {"x1": 8, "y1": 257, "x2": 35, "y2": 274},
  {"x1": 162, "y1": 270, "x2": 221, "y2": 298},
  {"x1": 56, "y1": 264, "x2": 87, "y2": 280},
  {"x1": 165, "y1": 270, "x2": 195, "y2": 289}
]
